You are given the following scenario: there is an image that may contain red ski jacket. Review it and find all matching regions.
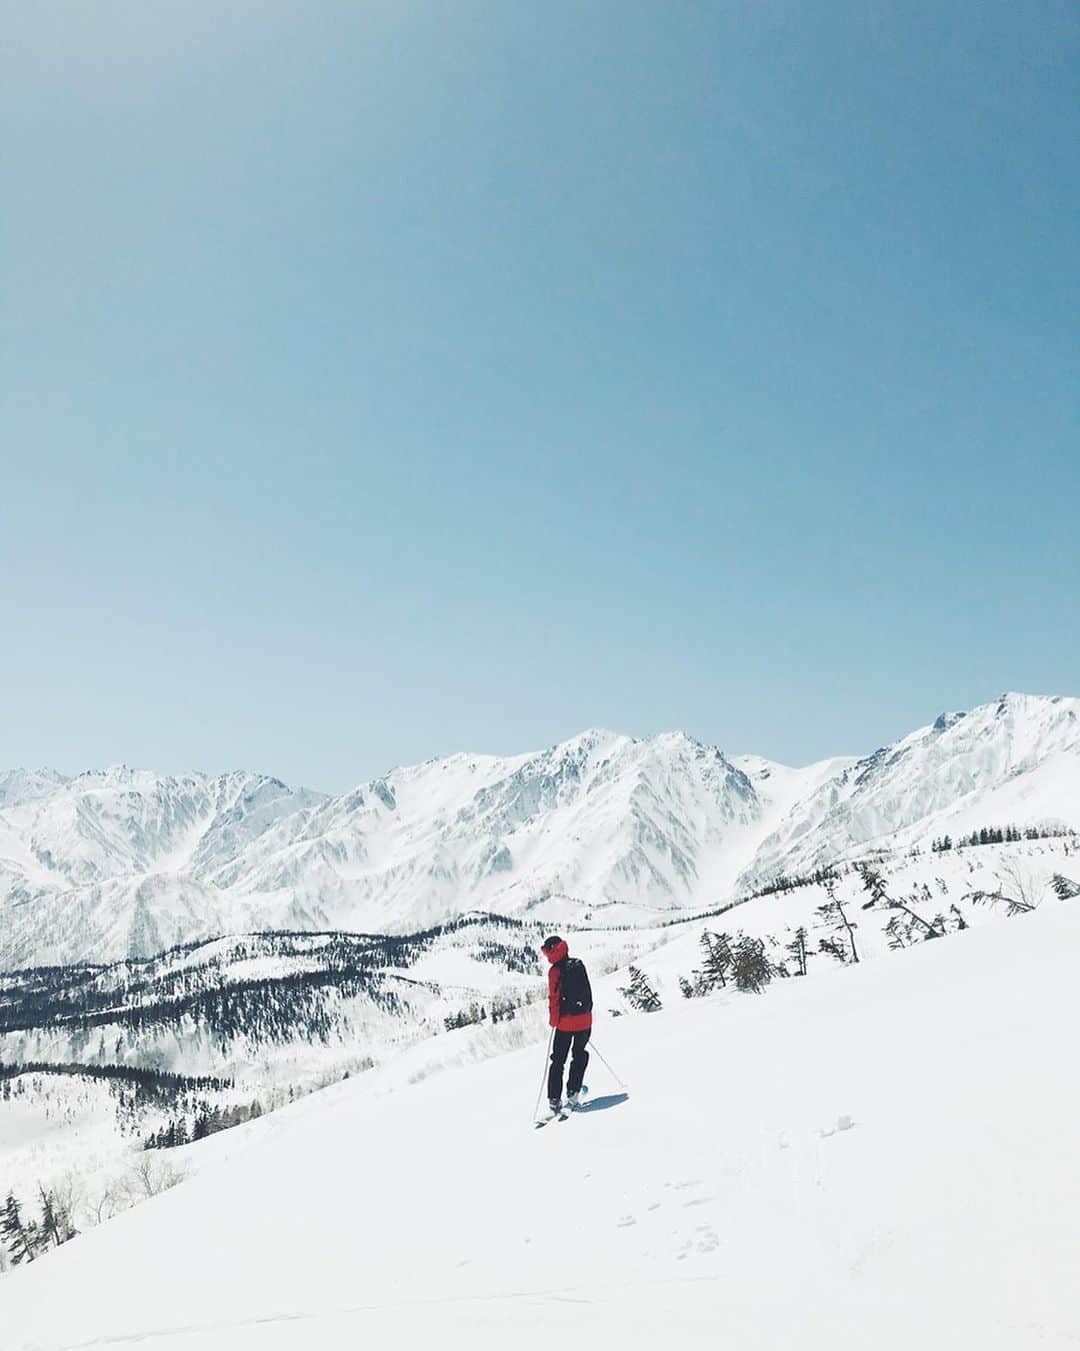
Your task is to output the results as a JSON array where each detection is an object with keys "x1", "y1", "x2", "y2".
[{"x1": 544, "y1": 939, "x2": 593, "y2": 1032}]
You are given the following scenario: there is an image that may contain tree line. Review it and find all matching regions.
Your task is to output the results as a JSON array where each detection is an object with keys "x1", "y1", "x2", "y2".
[
  {"x1": 930, "y1": 823, "x2": 1075, "y2": 853},
  {"x1": 143, "y1": 1098, "x2": 264, "y2": 1150},
  {"x1": 0, "y1": 916, "x2": 541, "y2": 1044}
]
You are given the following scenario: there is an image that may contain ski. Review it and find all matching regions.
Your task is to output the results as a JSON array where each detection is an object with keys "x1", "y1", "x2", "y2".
[
  {"x1": 534, "y1": 1084, "x2": 589, "y2": 1127},
  {"x1": 533, "y1": 1108, "x2": 569, "y2": 1128}
]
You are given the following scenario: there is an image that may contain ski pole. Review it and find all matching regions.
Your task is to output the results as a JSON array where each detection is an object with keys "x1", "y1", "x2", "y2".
[
  {"x1": 533, "y1": 1027, "x2": 555, "y2": 1119},
  {"x1": 587, "y1": 1039, "x2": 628, "y2": 1092}
]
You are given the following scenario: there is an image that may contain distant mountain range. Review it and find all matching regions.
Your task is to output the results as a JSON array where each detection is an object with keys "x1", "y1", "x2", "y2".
[{"x1": 2, "y1": 691, "x2": 1078, "y2": 970}]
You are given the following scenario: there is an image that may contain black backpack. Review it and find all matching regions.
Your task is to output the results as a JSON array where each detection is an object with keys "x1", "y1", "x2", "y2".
[{"x1": 559, "y1": 957, "x2": 593, "y2": 1016}]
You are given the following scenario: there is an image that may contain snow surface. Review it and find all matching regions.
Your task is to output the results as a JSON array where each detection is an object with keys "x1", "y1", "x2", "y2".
[
  {"x1": 3, "y1": 692, "x2": 1078, "y2": 969},
  {"x1": 5, "y1": 896, "x2": 1079, "y2": 1350},
  {"x1": 4, "y1": 831, "x2": 1076, "y2": 1229}
]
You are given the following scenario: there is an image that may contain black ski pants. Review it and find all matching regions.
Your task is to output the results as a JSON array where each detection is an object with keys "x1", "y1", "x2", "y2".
[{"x1": 548, "y1": 1028, "x2": 590, "y2": 1101}]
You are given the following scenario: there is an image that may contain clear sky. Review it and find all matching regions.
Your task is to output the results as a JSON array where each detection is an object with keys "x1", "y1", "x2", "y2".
[{"x1": 2, "y1": 1, "x2": 1077, "y2": 791}]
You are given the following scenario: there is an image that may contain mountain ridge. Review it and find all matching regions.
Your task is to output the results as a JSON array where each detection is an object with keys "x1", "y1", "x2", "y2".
[{"x1": 1, "y1": 692, "x2": 1077, "y2": 969}]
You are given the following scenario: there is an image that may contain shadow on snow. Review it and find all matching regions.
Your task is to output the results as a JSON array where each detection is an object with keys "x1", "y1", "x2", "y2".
[{"x1": 577, "y1": 1092, "x2": 629, "y2": 1114}]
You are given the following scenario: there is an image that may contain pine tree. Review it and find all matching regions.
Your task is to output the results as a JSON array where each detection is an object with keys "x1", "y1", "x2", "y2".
[
  {"x1": 857, "y1": 864, "x2": 941, "y2": 940},
  {"x1": 730, "y1": 934, "x2": 773, "y2": 993},
  {"x1": 784, "y1": 927, "x2": 809, "y2": 976},
  {"x1": 37, "y1": 1185, "x2": 73, "y2": 1248},
  {"x1": 1, "y1": 1191, "x2": 39, "y2": 1265},
  {"x1": 619, "y1": 966, "x2": 662, "y2": 1013},
  {"x1": 698, "y1": 931, "x2": 734, "y2": 989},
  {"x1": 818, "y1": 935, "x2": 849, "y2": 963}
]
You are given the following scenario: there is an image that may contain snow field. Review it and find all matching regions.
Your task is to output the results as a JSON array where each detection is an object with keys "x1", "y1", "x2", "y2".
[{"x1": 5, "y1": 898, "x2": 1079, "y2": 1349}]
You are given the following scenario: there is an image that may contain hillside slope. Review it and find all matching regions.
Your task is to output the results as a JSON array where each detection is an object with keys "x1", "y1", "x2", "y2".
[
  {"x1": 5, "y1": 897, "x2": 1079, "y2": 1350},
  {"x1": 742, "y1": 691, "x2": 1080, "y2": 885}
]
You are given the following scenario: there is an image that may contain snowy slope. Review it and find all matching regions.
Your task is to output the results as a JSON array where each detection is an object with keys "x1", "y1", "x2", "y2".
[
  {"x1": 4, "y1": 895, "x2": 1079, "y2": 1349},
  {"x1": 5, "y1": 830, "x2": 1075, "y2": 1244},
  {"x1": 1, "y1": 692, "x2": 1078, "y2": 969},
  {"x1": 742, "y1": 692, "x2": 1080, "y2": 886},
  {"x1": 0, "y1": 914, "x2": 553, "y2": 1213}
]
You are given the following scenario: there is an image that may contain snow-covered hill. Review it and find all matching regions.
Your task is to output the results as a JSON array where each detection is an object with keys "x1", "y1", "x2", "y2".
[
  {"x1": 4, "y1": 822, "x2": 1077, "y2": 1250},
  {"x1": 1, "y1": 693, "x2": 1077, "y2": 971},
  {"x1": 0, "y1": 912, "x2": 557, "y2": 1212},
  {"x1": 5, "y1": 888, "x2": 1079, "y2": 1349}
]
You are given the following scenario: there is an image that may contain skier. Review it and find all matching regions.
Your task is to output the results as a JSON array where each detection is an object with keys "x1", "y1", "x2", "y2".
[{"x1": 541, "y1": 935, "x2": 593, "y2": 1114}]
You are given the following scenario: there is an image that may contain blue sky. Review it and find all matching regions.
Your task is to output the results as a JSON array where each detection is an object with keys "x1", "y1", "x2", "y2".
[{"x1": 2, "y1": 1, "x2": 1077, "y2": 790}]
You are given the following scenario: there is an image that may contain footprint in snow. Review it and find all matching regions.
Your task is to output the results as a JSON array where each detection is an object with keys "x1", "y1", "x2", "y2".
[
  {"x1": 616, "y1": 1214, "x2": 637, "y2": 1228},
  {"x1": 819, "y1": 1114, "x2": 856, "y2": 1138},
  {"x1": 676, "y1": 1225, "x2": 720, "y2": 1259},
  {"x1": 694, "y1": 1226, "x2": 720, "y2": 1254}
]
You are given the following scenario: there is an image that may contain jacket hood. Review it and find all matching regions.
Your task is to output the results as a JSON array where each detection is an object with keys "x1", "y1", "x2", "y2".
[{"x1": 543, "y1": 939, "x2": 569, "y2": 965}]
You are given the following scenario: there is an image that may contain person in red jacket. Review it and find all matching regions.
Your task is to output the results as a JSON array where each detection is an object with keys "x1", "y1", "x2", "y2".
[{"x1": 541, "y1": 935, "x2": 593, "y2": 1112}]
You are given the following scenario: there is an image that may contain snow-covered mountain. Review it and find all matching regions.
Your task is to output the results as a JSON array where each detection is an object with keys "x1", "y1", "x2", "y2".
[
  {"x1": 1, "y1": 692, "x2": 1078, "y2": 970},
  {"x1": 741, "y1": 691, "x2": 1080, "y2": 886}
]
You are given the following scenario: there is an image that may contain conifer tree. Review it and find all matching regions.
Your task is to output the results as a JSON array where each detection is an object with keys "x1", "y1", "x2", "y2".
[
  {"x1": 698, "y1": 931, "x2": 734, "y2": 989},
  {"x1": 784, "y1": 927, "x2": 809, "y2": 976},
  {"x1": 857, "y1": 865, "x2": 940, "y2": 940},
  {"x1": 37, "y1": 1185, "x2": 73, "y2": 1248},
  {"x1": 38, "y1": 1186, "x2": 61, "y2": 1249},
  {"x1": 1, "y1": 1191, "x2": 39, "y2": 1265},
  {"x1": 619, "y1": 966, "x2": 662, "y2": 1012},
  {"x1": 730, "y1": 934, "x2": 773, "y2": 993}
]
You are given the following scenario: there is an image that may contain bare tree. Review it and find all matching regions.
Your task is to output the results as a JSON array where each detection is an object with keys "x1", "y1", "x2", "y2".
[
  {"x1": 48, "y1": 1172, "x2": 84, "y2": 1239},
  {"x1": 88, "y1": 1181, "x2": 125, "y2": 1226},
  {"x1": 967, "y1": 860, "x2": 1048, "y2": 916},
  {"x1": 126, "y1": 1155, "x2": 185, "y2": 1200}
]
